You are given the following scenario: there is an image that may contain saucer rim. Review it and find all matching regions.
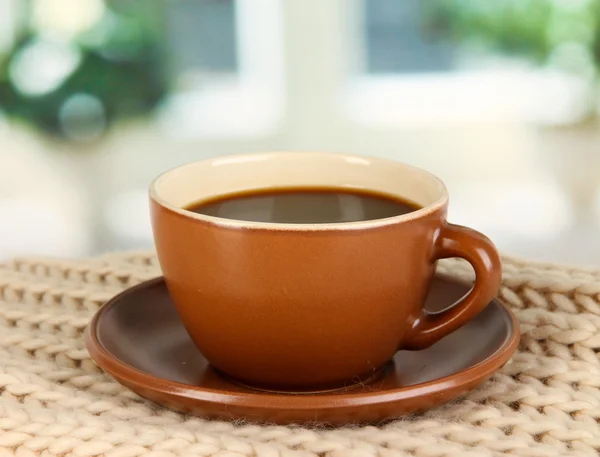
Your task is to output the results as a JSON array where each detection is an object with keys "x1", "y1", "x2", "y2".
[{"x1": 85, "y1": 274, "x2": 520, "y2": 412}]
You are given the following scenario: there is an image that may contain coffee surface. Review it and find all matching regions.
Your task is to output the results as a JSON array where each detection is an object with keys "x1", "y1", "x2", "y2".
[{"x1": 184, "y1": 187, "x2": 421, "y2": 223}]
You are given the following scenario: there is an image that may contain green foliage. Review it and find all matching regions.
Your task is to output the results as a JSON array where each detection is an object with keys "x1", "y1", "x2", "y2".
[
  {"x1": 423, "y1": 0, "x2": 600, "y2": 71},
  {"x1": 0, "y1": 0, "x2": 169, "y2": 143}
]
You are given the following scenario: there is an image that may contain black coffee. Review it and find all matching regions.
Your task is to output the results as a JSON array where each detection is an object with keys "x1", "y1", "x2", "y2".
[{"x1": 184, "y1": 188, "x2": 421, "y2": 224}]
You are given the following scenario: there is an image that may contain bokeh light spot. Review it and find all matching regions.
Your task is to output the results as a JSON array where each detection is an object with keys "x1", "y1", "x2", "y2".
[
  {"x1": 9, "y1": 38, "x2": 81, "y2": 97},
  {"x1": 59, "y1": 93, "x2": 107, "y2": 142}
]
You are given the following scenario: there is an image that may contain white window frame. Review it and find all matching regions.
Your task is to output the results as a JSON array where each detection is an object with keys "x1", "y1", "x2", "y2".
[
  {"x1": 341, "y1": 70, "x2": 591, "y2": 127},
  {"x1": 156, "y1": 0, "x2": 285, "y2": 140}
]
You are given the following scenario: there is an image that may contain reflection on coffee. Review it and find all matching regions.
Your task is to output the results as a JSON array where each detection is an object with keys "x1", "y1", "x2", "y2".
[{"x1": 184, "y1": 187, "x2": 422, "y2": 223}]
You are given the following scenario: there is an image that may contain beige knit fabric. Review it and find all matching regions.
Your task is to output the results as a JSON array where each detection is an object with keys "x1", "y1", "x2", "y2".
[{"x1": 1, "y1": 252, "x2": 600, "y2": 457}]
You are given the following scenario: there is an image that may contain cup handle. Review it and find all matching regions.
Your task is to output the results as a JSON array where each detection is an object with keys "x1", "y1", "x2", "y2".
[{"x1": 404, "y1": 222, "x2": 502, "y2": 350}]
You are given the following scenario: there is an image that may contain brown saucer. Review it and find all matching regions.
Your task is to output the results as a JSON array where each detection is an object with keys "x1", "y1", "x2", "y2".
[{"x1": 85, "y1": 273, "x2": 520, "y2": 426}]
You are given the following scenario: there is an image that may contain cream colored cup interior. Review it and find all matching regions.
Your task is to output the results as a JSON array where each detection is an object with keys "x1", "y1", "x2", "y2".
[{"x1": 150, "y1": 151, "x2": 448, "y2": 226}]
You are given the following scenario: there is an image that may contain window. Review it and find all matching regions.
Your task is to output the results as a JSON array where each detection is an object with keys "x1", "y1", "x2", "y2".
[
  {"x1": 157, "y1": 0, "x2": 284, "y2": 139},
  {"x1": 364, "y1": 0, "x2": 454, "y2": 74},
  {"x1": 342, "y1": 0, "x2": 587, "y2": 126},
  {"x1": 167, "y1": 0, "x2": 238, "y2": 84}
]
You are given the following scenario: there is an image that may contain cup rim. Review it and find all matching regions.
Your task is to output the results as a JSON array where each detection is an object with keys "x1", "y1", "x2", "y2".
[{"x1": 149, "y1": 151, "x2": 449, "y2": 231}]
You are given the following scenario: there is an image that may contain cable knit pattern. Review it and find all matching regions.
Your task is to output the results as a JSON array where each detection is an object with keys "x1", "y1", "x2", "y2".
[{"x1": 1, "y1": 251, "x2": 600, "y2": 456}]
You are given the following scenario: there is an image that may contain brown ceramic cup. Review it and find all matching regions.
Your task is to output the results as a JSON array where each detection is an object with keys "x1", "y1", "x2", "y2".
[{"x1": 149, "y1": 151, "x2": 501, "y2": 391}]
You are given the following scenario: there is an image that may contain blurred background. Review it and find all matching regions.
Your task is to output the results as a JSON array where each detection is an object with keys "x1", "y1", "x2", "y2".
[{"x1": 1, "y1": 0, "x2": 599, "y2": 266}]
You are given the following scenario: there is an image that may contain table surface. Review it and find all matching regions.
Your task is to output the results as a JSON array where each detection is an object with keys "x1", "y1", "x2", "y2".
[{"x1": 1, "y1": 251, "x2": 600, "y2": 457}]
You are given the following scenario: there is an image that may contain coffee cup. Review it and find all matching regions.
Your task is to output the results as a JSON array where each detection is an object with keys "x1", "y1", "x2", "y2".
[{"x1": 149, "y1": 151, "x2": 501, "y2": 391}]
